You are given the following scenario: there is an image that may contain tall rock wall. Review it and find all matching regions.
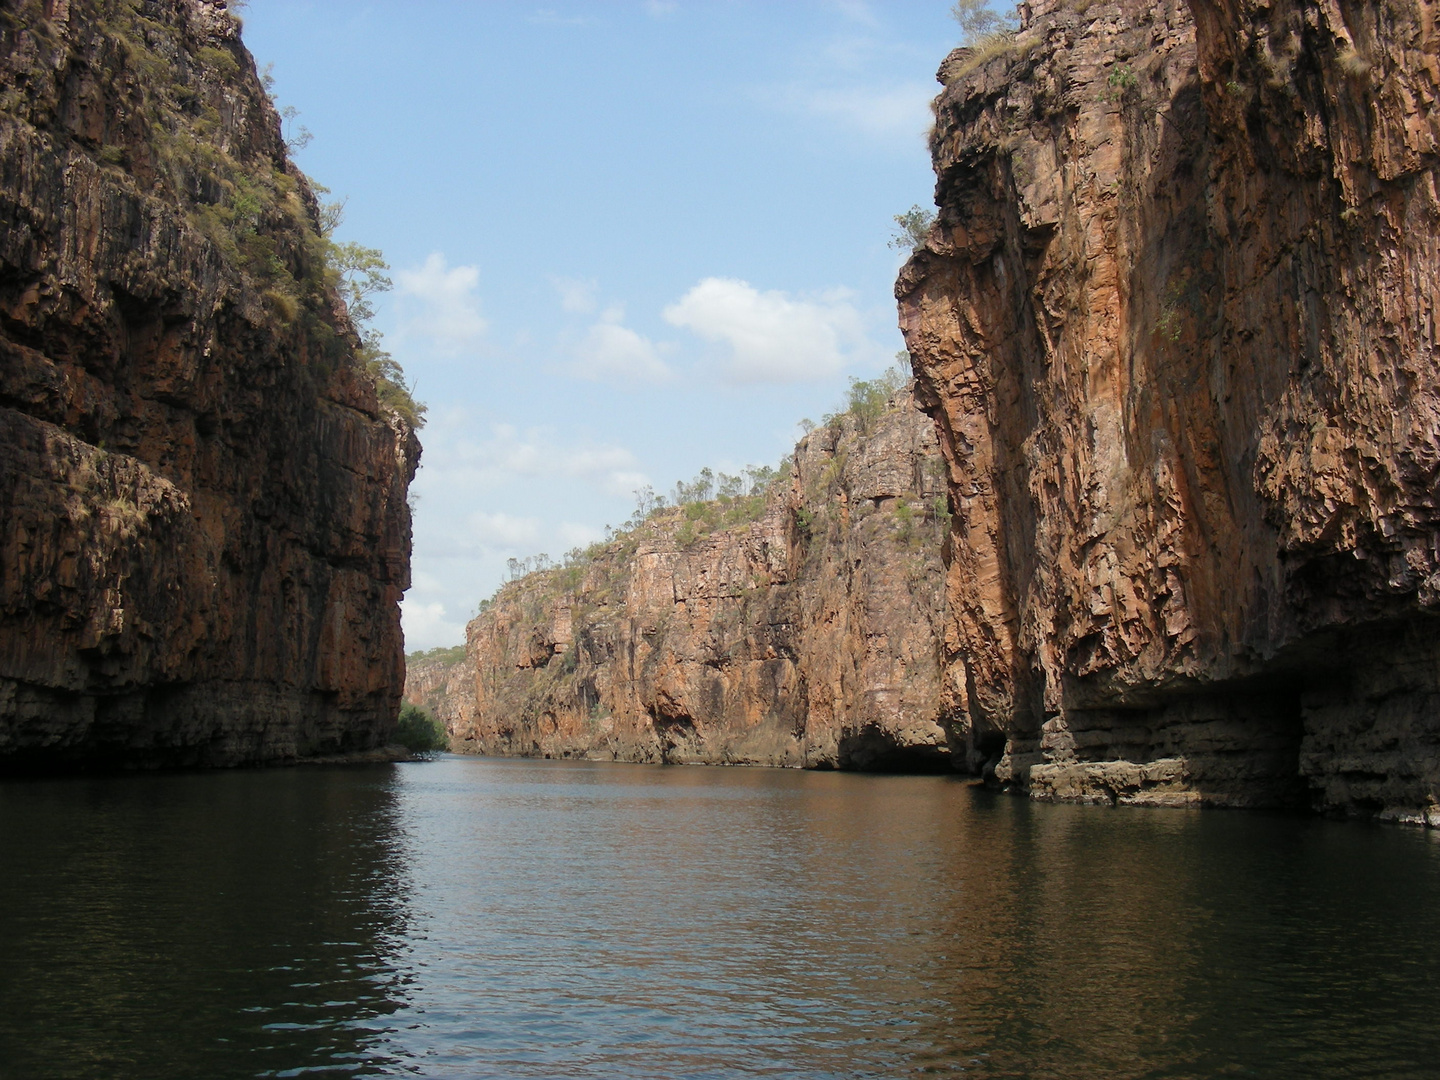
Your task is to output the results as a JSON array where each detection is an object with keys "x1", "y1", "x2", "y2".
[
  {"x1": 0, "y1": 0, "x2": 418, "y2": 768},
  {"x1": 899, "y1": 0, "x2": 1440, "y2": 820},
  {"x1": 450, "y1": 395, "x2": 954, "y2": 770}
]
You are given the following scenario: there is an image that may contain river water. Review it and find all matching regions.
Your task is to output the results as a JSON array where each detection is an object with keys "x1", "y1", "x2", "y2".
[{"x1": 1, "y1": 756, "x2": 1438, "y2": 1079}]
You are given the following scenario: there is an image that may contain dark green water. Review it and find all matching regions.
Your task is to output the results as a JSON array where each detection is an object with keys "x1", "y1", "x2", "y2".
[{"x1": 1, "y1": 756, "x2": 1438, "y2": 1079}]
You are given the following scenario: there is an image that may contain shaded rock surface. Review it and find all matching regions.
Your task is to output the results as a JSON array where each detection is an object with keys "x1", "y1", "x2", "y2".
[
  {"x1": 450, "y1": 395, "x2": 953, "y2": 770},
  {"x1": 898, "y1": 0, "x2": 1440, "y2": 820},
  {"x1": 0, "y1": 0, "x2": 417, "y2": 769}
]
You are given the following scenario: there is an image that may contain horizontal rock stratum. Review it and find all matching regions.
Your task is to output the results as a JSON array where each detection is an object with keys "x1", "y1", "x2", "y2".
[
  {"x1": 0, "y1": 0, "x2": 417, "y2": 768},
  {"x1": 899, "y1": 0, "x2": 1440, "y2": 821},
  {"x1": 427, "y1": 392, "x2": 956, "y2": 770}
]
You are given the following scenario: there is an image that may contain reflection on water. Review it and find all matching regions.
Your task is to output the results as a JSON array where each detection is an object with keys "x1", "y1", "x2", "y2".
[
  {"x1": 2, "y1": 757, "x2": 1439, "y2": 1078},
  {"x1": 0, "y1": 766, "x2": 413, "y2": 1079}
]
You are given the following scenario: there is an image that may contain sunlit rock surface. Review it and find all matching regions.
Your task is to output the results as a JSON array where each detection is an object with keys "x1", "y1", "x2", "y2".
[
  {"x1": 898, "y1": 0, "x2": 1440, "y2": 820},
  {"x1": 446, "y1": 395, "x2": 955, "y2": 771}
]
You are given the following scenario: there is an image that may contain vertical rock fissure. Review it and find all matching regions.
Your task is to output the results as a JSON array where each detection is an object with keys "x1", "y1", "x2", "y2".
[{"x1": 899, "y1": 0, "x2": 1440, "y2": 820}]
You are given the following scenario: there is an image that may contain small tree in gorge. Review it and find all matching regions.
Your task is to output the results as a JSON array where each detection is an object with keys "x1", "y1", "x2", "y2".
[
  {"x1": 889, "y1": 205, "x2": 935, "y2": 252},
  {"x1": 317, "y1": 192, "x2": 426, "y2": 428}
]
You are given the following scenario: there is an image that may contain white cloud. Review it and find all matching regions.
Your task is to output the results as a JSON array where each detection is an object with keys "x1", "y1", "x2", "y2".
[
  {"x1": 769, "y1": 81, "x2": 933, "y2": 137},
  {"x1": 663, "y1": 277, "x2": 880, "y2": 383},
  {"x1": 828, "y1": 1, "x2": 877, "y2": 27},
  {"x1": 463, "y1": 511, "x2": 542, "y2": 548},
  {"x1": 570, "y1": 306, "x2": 672, "y2": 383},
  {"x1": 400, "y1": 598, "x2": 468, "y2": 654},
  {"x1": 530, "y1": 9, "x2": 595, "y2": 26},
  {"x1": 554, "y1": 276, "x2": 599, "y2": 314},
  {"x1": 603, "y1": 469, "x2": 652, "y2": 497},
  {"x1": 557, "y1": 521, "x2": 606, "y2": 548},
  {"x1": 394, "y1": 252, "x2": 488, "y2": 353},
  {"x1": 411, "y1": 507, "x2": 542, "y2": 562},
  {"x1": 415, "y1": 421, "x2": 647, "y2": 495},
  {"x1": 644, "y1": 0, "x2": 677, "y2": 15}
]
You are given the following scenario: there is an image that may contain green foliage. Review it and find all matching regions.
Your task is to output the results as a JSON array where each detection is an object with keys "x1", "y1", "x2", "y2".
[
  {"x1": 506, "y1": 553, "x2": 554, "y2": 580},
  {"x1": 491, "y1": 438, "x2": 790, "y2": 592},
  {"x1": 718, "y1": 494, "x2": 768, "y2": 529},
  {"x1": 328, "y1": 239, "x2": 392, "y2": 325},
  {"x1": 618, "y1": 461, "x2": 782, "y2": 536},
  {"x1": 555, "y1": 563, "x2": 586, "y2": 591},
  {"x1": 406, "y1": 644, "x2": 466, "y2": 666},
  {"x1": 932, "y1": 495, "x2": 953, "y2": 532},
  {"x1": 893, "y1": 499, "x2": 928, "y2": 548},
  {"x1": 822, "y1": 357, "x2": 911, "y2": 433},
  {"x1": 1105, "y1": 64, "x2": 1138, "y2": 102},
  {"x1": 394, "y1": 702, "x2": 447, "y2": 752},
  {"x1": 673, "y1": 466, "x2": 716, "y2": 506},
  {"x1": 889, "y1": 205, "x2": 935, "y2": 253},
  {"x1": 194, "y1": 45, "x2": 240, "y2": 79},
  {"x1": 317, "y1": 201, "x2": 426, "y2": 428}
]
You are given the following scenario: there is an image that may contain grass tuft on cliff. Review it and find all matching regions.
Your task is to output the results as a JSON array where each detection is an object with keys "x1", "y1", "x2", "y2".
[
  {"x1": 22, "y1": 0, "x2": 428, "y2": 430},
  {"x1": 942, "y1": 0, "x2": 1021, "y2": 82}
]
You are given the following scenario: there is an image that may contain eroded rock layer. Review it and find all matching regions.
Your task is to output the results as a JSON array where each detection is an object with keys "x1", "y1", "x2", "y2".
[
  {"x1": 0, "y1": 0, "x2": 417, "y2": 768},
  {"x1": 450, "y1": 396, "x2": 953, "y2": 770},
  {"x1": 899, "y1": 0, "x2": 1440, "y2": 820}
]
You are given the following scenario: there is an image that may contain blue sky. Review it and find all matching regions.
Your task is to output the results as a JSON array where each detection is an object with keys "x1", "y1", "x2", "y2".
[{"x1": 238, "y1": 1, "x2": 959, "y2": 651}]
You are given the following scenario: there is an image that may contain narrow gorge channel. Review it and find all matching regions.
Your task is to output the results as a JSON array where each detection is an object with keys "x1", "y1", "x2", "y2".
[
  {"x1": 408, "y1": 0, "x2": 1440, "y2": 826},
  {"x1": 3, "y1": 0, "x2": 1440, "y2": 1077}
]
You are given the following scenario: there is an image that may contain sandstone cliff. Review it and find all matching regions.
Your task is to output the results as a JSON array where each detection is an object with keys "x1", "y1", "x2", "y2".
[
  {"x1": 447, "y1": 394, "x2": 953, "y2": 770},
  {"x1": 899, "y1": 0, "x2": 1440, "y2": 820},
  {"x1": 0, "y1": 0, "x2": 418, "y2": 768},
  {"x1": 403, "y1": 647, "x2": 472, "y2": 734}
]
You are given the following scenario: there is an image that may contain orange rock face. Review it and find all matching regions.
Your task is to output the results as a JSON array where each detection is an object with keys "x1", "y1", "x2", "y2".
[
  {"x1": 899, "y1": 0, "x2": 1440, "y2": 819},
  {"x1": 449, "y1": 395, "x2": 955, "y2": 770},
  {"x1": 0, "y1": 1, "x2": 417, "y2": 768},
  {"x1": 403, "y1": 651, "x2": 474, "y2": 734}
]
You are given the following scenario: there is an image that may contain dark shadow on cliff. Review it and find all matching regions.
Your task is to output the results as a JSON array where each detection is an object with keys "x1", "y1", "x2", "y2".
[{"x1": 838, "y1": 725, "x2": 957, "y2": 774}]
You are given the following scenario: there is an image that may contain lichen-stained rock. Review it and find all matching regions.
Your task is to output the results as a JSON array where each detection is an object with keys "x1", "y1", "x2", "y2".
[
  {"x1": 898, "y1": 0, "x2": 1440, "y2": 819},
  {"x1": 451, "y1": 394, "x2": 954, "y2": 771},
  {"x1": 0, "y1": 0, "x2": 418, "y2": 769}
]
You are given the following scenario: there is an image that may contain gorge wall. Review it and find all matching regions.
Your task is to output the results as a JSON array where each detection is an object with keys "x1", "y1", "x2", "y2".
[
  {"x1": 899, "y1": 0, "x2": 1440, "y2": 820},
  {"x1": 403, "y1": 648, "x2": 472, "y2": 735},
  {"x1": 437, "y1": 394, "x2": 955, "y2": 770},
  {"x1": 0, "y1": 0, "x2": 417, "y2": 768}
]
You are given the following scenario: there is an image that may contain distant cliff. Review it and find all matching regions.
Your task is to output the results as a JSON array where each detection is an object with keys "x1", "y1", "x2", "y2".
[
  {"x1": 438, "y1": 392, "x2": 953, "y2": 770},
  {"x1": 899, "y1": 0, "x2": 1440, "y2": 821},
  {"x1": 0, "y1": 0, "x2": 417, "y2": 768},
  {"x1": 403, "y1": 646, "x2": 472, "y2": 734}
]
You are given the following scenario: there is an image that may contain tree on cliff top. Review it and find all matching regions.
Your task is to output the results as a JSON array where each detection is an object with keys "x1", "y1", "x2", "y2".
[
  {"x1": 889, "y1": 206, "x2": 935, "y2": 253},
  {"x1": 318, "y1": 194, "x2": 426, "y2": 428},
  {"x1": 950, "y1": 1, "x2": 1018, "y2": 44}
]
